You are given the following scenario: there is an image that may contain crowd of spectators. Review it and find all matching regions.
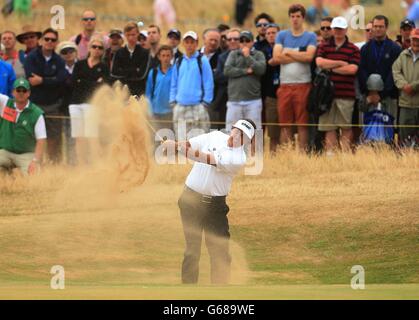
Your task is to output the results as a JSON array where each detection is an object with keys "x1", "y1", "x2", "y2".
[{"x1": 1, "y1": 2, "x2": 419, "y2": 174}]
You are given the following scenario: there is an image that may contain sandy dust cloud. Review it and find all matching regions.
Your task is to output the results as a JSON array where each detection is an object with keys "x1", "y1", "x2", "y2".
[{"x1": 0, "y1": 83, "x2": 250, "y2": 287}]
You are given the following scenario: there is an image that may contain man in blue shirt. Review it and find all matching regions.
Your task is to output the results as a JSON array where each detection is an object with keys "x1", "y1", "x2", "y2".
[
  {"x1": 0, "y1": 60, "x2": 16, "y2": 97},
  {"x1": 306, "y1": 0, "x2": 330, "y2": 26},
  {"x1": 406, "y1": 0, "x2": 419, "y2": 27},
  {"x1": 170, "y1": 31, "x2": 214, "y2": 140},
  {"x1": 145, "y1": 45, "x2": 174, "y2": 144}
]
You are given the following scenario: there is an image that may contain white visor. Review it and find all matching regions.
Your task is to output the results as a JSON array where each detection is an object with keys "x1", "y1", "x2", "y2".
[{"x1": 232, "y1": 120, "x2": 255, "y2": 140}]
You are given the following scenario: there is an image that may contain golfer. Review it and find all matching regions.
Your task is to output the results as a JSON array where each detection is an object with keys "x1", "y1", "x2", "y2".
[{"x1": 162, "y1": 119, "x2": 256, "y2": 284}]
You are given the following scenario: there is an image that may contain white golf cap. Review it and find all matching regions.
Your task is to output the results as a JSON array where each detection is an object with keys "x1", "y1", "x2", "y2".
[
  {"x1": 140, "y1": 30, "x2": 148, "y2": 38},
  {"x1": 232, "y1": 120, "x2": 255, "y2": 140},
  {"x1": 331, "y1": 16, "x2": 348, "y2": 29},
  {"x1": 183, "y1": 31, "x2": 198, "y2": 41}
]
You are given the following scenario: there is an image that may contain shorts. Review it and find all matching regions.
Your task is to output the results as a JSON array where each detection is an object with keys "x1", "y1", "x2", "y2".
[
  {"x1": 318, "y1": 99, "x2": 355, "y2": 132},
  {"x1": 69, "y1": 103, "x2": 99, "y2": 138},
  {"x1": 0, "y1": 149, "x2": 34, "y2": 175},
  {"x1": 39, "y1": 100, "x2": 63, "y2": 139},
  {"x1": 173, "y1": 104, "x2": 210, "y2": 139},
  {"x1": 277, "y1": 83, "x2": 311, "y2": 126}
]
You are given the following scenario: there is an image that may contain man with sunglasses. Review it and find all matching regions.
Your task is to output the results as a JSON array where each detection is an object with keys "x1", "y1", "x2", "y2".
[
  {"x1": 70, "y1": 10, "x2": 108, "y2": 60},
  {"x1": 16, "y1": 25, "x2": 42, "y2": 64},
  {"x1": 211, "y1": 29, "x2": 241, "y2": 130},
  {"x1": 253, "y1": 12, "x2": 274, "y2": 53},
  {"x1": 319, "y1": 17, "x2": 333, "y2": 43},
  {"x1": 224, "y1": 31, "x2": 266, "y2": 131},
  {"x1": 24, "y1": 28, "x2": 67, "y2": 164},
  {"x1": 0, "y1": 78, "x2": 46, "y2": 175}
]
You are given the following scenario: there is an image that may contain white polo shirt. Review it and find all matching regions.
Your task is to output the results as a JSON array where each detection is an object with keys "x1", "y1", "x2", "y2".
[
  {"x1": 0, "y1": 94, "x2": 47, "y2": 140},
  {"x1": 185, "y1": 131, "x2": 247, "y2": 196}
]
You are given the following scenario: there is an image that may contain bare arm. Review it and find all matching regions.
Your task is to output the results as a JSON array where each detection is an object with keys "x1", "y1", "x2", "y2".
[
  {"x1": 284, "y1": 46, "x2": 317, "y2": 63},
  {"x1": 316, "y1": 57, "x2": 348, "y2": 70},
  {"x1": 163, "y1": 140, "x2": 217, "y2": 166},
  {"x1": 332, "y1": 64, "x2": 358, "y2": 75},
  {"x1": 273, "y1": 44, "x2": 295, "y2": 65},
  {"x1": 28, "y1": 139, "x2": 46, "y2": 175}
]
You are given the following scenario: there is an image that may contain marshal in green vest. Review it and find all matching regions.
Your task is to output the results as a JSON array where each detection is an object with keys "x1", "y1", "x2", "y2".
[{"x1": 0, "y1": 98, "x2": 44, "y2": 154}]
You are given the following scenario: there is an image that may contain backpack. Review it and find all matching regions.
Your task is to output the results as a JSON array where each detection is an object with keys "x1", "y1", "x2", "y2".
[
  {"x1": 175, "y1": 53, "x2": 204, "y2": 101},
  {"x1": 308, "y1": 70, "x2": 335, "y2": 117}
]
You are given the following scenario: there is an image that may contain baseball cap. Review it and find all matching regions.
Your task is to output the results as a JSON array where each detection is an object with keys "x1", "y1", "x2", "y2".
[
  {"x1": 13, "y1": 78, "x2": 30, "y2": 90},
  {"x1": 240, "y1": 30, "x2": 254, "y2": 41},
  {"x1": 109, "y1": 28, "x2": 123, "y2": 38},
  {"x1": 183, "y1": 31, "x2": 198, "y2": 41},
  {"x1": 331, "y1": 16, "x2": 348, "y2": 29},
  {"x1": 233, "y1": 120, "x2": 255, "y2": 140},
  {"x1": 410, "y1": 28, "x2": 419, "y2": 39},
  {"x1": 139, "y1": 30, "x2": 148, "y2": 38},
  {"x1": 400, "y1": 19, "x2": 415, "y2": 28},
  {"x1": 56, "y1": 41, "x2": 77, "y2": 54},
  {"x1": 167, "y1": 29, "x2": 181, "y2": 39}
]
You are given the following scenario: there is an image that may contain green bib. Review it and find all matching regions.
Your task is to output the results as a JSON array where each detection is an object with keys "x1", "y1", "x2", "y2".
[{"x1": 0, "y1": 98, "x2": 44, "y2": 154}]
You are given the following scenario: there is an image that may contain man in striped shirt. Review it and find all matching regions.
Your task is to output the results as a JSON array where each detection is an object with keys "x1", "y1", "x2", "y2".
[{"x1": 315, "y1": 16, "x2": 360, "y2": 154}]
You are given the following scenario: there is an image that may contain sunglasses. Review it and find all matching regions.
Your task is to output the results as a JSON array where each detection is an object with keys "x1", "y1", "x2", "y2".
[
  {"x1": 16, "y1": 88, "x2": 28, "y2": 93},
  {"x1": 91, "y1": 45, "x2": 104, "y2": 50},
  {"x1": 61, "y1": 48, "x2": 76, "y2": 55},
  {"x1": 240, "y1": 38, "x2": 252, "y2": 43},
  {"x1": 227, "y1": 37, "x2": 240, "y2": 42},
  {"x1": 44, "y1": 37, "x2": 57, "y2": 43},
  {"x1": 82, "y1": 17, "x2": 96, "y2": 21},
  {"x1": 256, "y1": 23, "x2": 269, "y2": 28},
  {"x1": 320, "y1": 26, "x2": 332, "y2": 31}
]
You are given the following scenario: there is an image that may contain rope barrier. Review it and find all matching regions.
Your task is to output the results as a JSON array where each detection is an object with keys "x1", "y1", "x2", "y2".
[{"x1": 44, "y1": 115, "x2": 419, "y2": 129}]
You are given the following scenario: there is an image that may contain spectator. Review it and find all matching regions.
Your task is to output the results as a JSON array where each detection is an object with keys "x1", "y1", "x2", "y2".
[
  {"x1": 253, "y1": 13, "x2": 275, "y2": 53},
  {"x1": 24, "y1": 28, "x2": 67, "y2": 164},
  {"x1": 235, "y1": 0, "x2": 253, "y2": 27},
  {"x1": 16, "y1": 25, "x2": 41, "y2": 64},
  {"x1": 0, "y1": 78, "x2": 46, "y2": 175},
  {"x1": 316, "y1": 17, "x2": 360, "y2": 154},
  {"x1": 104, "y1": 29, "x2": 124, "y2": 69},
  {"x1": 273, "y1": 4, "x2": 317, "y2": 151},
  {"x1": 69, "y1": 37, "x2": 109, "y2": 165},
  {"x1": 201, "y1": 29, "x2": 222, "y2": 71},
  {"x1": 358, "y1": 15, "x2": 403, "y2": 121},
  {"x1": 217, "y1": 24, "x2": 230, "y2": 52},
  {"x1": 167, "y1": 29, "x2": 183, "y2": 64},
  {"x1": 153, "y1": 0, "x2": 176, "y2": 27},
  {"x1": 0, "y1": 58, "x2": 16, "y2": 98},
  {"x1": 224, "y1": 31, "x2": 266, "y2": 131},
  {"x1": 261, "y1": 24, "x2": 281, "y2": 154},
  {"x1": 396, "y1": 19, "x2": 416, "y2": 50},
  {"x1": 148, "y1": 24, "x2": 162, "y2": 67},
  {"x1": 70, "y1": 10, "x2": 108, "y2": 60},
  {"x1": 360, "y1": 74, "x2": 385, "y2": 113},
  {"x1": 170, "y1": 31, "x2": 214, "y2": 139},
  {"x1": 57, "y1": 41, "x2": 78, "y2": 166},
  {"x1": 138, "y1": 30, "x2": 149, "y2": 49},
  {"x1": 145, "y1": 45, "x2": 174, "y2": 144},
  {"x1": 405, "y1": 0, "x2": 419, "y2": 27},
  {"x1": 1, "y1": 31, "x2": 25, "y2": 78},
  {"x1": 111, "y1": 22, "x2": 151, "y2": 97},
  {"x1": 319, "y1": 17, "x2": 333, "y2": 43},
  {"x1": 392, "y1": 28, "x2": 419, "y2": 146},
  {"x1": 306, "y1": 0, "x2": 330, "y2": 26},
  {"x1": 355, "y1": 21, "x2": 373, "y2": 49},
  {"x1": 211, "y1": 28, "x2": 241, "y2": 130}
]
